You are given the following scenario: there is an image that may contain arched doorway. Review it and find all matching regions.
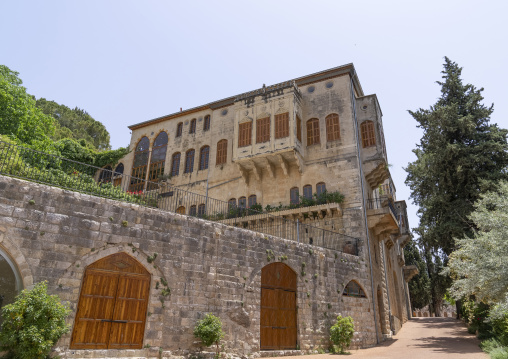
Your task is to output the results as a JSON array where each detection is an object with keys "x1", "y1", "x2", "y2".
[
  {"x1": 0, "y1": 247, "x2": 23, "y2": 327},
  {"x1": 260, "y1": 262, "x2": 297, "y2": 350},
  {"x1": 70, "y1": 253, "x2": 151, "y2": 349}
]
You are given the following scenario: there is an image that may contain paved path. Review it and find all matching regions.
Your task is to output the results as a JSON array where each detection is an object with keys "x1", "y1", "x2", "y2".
[{"x1": 267, "y1": 318, "x2": 488, "y2": 359}]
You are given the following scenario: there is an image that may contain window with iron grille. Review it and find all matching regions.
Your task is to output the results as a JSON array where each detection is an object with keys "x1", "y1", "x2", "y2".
[
  {"x1": 199, "y1": 146, "x2": 209, "y2": 170},
  {"x1": 228, "y1": 198, "x2": 236, "y2": 208},
  {"x1": 361, "y1": 121, "x2": 376, "y2": 147},
  {"x1": 290, "y1": 187, "x2": 299, "y2": 205},
  {"x1": 203, "y1": 115, "x2": 210, "y2": 131},
  {"x1": 303, "y1": 185, "x2": 312, "y2": 200},
  {"x1": 99, "y1": 165, "x2": 112, "y2": 184},
  {"x1": 216, "y1": 139, "x2": 227, "y2": 165},
  {"x1": 113, "y1": 163, "x2": 124, "y2": 187},
  {"x1": 129, "y1": 136, "x2": 150, "y2": 192},
  {"x1": 343, "y1": 281, "x2": 366, "y2": 298},
  {"x1": 316, "y1": 182, "x2": 326, "y2": 195},
  {"x1": 184, "y1": 149, "x2": 195, "y2": 173},
  {"x1": 238, "y1": 197, "x2": 247, "y2": 208},
  {"x1": 275, "y1": 112, "x2": 289, "y2": 139},
  {"x1": 189, "y1": 205, "x2": 197, "y2": 216},
  {"x1": 306, "y1": 118, "x2": 320, "y2": 146},
  {"x1": 238, "y1": 122, "x2": 252, "y2": 147},
  {"x1": 171, "y1": 152, "x2": 181, "y2": 176},
  {"x1": 326, "y1": 114, "x2": 340, "y2": 141},
  {"x1": 248, "y1": 195, "x2": 257, "y2": 208},
  {"x1": 176, "y1": 123, "x2": 183, "y2": 137},
  {"x1": 256, "y1": 117, "x2": 270, "y2": 143},
  {"x1": 296, "y1": 115, "x2": 302, "y2": 142},
  {"x1": 198, "y1": 203, "x2": 205, "y2": 216},
  {"x1": 189, "y1": 119, "x2": 196, "y2": 134}
]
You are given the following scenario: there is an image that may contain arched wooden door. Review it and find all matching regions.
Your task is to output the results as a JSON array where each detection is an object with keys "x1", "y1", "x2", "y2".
[
  {"x1": 260, "y1": 262, "x2": 297, "y2": 350},
  {"x1": 70, "y1": 253, "x2": 151, "y2": 349}
]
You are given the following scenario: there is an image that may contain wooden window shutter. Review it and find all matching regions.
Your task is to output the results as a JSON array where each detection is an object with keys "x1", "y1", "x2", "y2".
[
  {"x1": 306, "y1": 118, "x2": 320, "y2": 146},
  {"x1": 216, "y1": 139, "x2": 227, "y2": 165},
  {"x1": 361, "y1": 121, "x2": 376, "y2": 147},
  {"x1": 296, "y1": 115, "x2": 302, "y2": 142},
  {"x1": 275, "y1": 112, "x2": 289, "y2": 139},
  {"x1": 256, "y1": 117, "x2": 270, "y2": 143},
  {"x1": 326, "y1": 114, "x2": 340, "y2": 141},
  {"x1": 239, "y1": 122, "x2": 252, "y2": 147}
]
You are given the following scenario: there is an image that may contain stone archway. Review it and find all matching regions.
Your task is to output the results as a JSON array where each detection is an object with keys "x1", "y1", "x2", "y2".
[
  {"x1": 0, "y1": 247, "x2": 23, "y2": 326},
  {"x1": 70, "y1": 252, "x2": 151, "y2": 350},
  {"x1": 260, "y1": 262, "x2": 297, "y2": 350}
]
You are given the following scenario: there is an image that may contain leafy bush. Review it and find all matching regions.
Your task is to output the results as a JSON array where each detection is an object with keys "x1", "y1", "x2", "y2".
[
  {"x1": 193, "y1": 314, "x2": 224, "y2": 356},
  {"x1": 330, "y1": 315, "x2": 354, "y2": 354},
  {"x1": 0, "y1": 281, "x2": 70, "y2": 359},
  {"x1": 481, "y1": 339, "x2": 508, "y2": 359}
]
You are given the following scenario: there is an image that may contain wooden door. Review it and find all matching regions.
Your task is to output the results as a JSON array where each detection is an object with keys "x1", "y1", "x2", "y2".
[
  {"x1": 71, "y1": 253, "x2": 151, "y2": 350},
  {"x1": 260, "y1": 263, "x2": 297, "y2": 350}
]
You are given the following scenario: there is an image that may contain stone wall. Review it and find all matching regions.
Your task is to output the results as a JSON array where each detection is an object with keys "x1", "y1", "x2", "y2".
[{"x1": 0, "y1": 175, "x2": 377, "y2": 358}]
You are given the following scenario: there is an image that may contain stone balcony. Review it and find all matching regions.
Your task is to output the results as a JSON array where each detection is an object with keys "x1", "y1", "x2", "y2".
[{"x1": 367, "y1": 197, "x2": 399, "y2": 237}]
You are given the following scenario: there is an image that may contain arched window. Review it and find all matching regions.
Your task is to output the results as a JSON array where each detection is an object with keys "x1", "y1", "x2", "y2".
[
  {"x1": 248, "y1": 195, "x2": 257, "y2": 208},
  {"x1": 148, "y1": 132, "x2": 168, "y2": 189},
  {"x1": 326, "y1": 114, "x2": 340, "y2": 141},
  {"x1": 296, "y1": 115, "x2": 302, "y2": 142},
  {"x1": 256, "y1": 116, "x2": 270, "y2": 143},
  {"x1": 189, "y1": 119, "x2": 196, "y2": 134},
  {"x1": 361, "y1": 121, "x2": 376, "y2": 148},
  {"x1": 343, "y1": 281, "x2": 367, "y2": 298},
  {"x1": 303, "y1": 184, "x2": 312, "y2": 200},
  {"x1": 129, "y1": 136, "x2": 150, "y2": 192},
  {"x1": 199, "y1": 146, "x2": 210, "y2": 170},
  {"x1": 176, "y1": 122, "x2": 183, "y2": 137},
  {"x1": 176, "y1": 206, "x2": 186, "y2": 214},
  {"x1": 99, "y1": 165, "x2": 112, "y2": 184},
  {"x1": 306, "y1": 118, "x2": 320, "y2": 146},
  {"x1": 316, "y1": 182, "x2": 326, "y2": 196},
  {"x1": 290, "y1": 187, "x2": 299, "y2": 205},
  {"x1": 171, "y1": 152, "x2": 181, "y2": 176},
  {"x1": 238, "y1": 122, "x2": 252, "y2": 147},
  {"x1": 275, "y1": 112, "x2": 289, "y2": 139},
  {"x1": 189, "y1": 205, "x2": 197, "y2": 216},
  {"x1": 203, "y1": 115, "x2": 211, "y2": 131},
  {"x1": 238, "y1": 197, "x2": 247, "y2": 208},
  {"x1": 198, "y1": 203, "x2": 206, "y2": 217},
  {"x1": 216, "y1": 139, "x2": 228, "y2": 165},
  {"x1": 228, "y1": 198, "x2": 237, "y2": 208},
  {"x1": 113, "y1": 163, "x2": 124, "y2": 187},
  {"x1": 184, "y1": 149, "x2": 195, "y2": 173}
]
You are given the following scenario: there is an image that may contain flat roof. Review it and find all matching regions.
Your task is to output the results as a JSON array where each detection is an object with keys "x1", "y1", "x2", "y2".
[{"x1": 129, "y1": 63, "x2": 363, "y2": 131}]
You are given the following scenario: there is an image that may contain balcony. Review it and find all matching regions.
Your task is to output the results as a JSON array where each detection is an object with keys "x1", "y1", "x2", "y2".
[{"x1": 366, "y1": 196, "x2": 399, "y2": 237}]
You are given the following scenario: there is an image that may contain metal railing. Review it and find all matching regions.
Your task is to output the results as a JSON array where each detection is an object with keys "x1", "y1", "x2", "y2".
[
  {"x1": 367, "y1": 196, "x2": 400, "y2": 223},
  {"x1": 0, "y1": 140, "x2": 359, "y2": 255}
]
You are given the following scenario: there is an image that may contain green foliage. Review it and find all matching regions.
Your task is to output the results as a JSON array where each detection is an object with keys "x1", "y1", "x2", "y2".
[
  {"x1": 403, "y1": 241, "x2": 431, "y2": 310},
  {"x1": 193, "y1": 314, "x2": 224, "y2": 356},
  {"x1": 480, "y1": 339, "x2": 508, "y2": 359},
  {"x1": 36, "y1": 98, "x2": 111, "y2": 151},
  {"x1": 446, "y1": 182, "x2": 508, "y2": 317},
  {"x1": 329, "y1": 315, "x2": 354, "y2": 354},
  {"x1": 0, "y1": 65, "x2": 55, "y2": 152},
  {"x1": 0, "y1": 281, "x2": 70, "y2": 359}
]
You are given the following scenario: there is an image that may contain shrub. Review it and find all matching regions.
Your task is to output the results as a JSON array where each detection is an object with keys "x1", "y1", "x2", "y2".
[
  {"x1": 330, "y1": 315, "x2": 355, "y2": 354},
  {"x1": 481, "y1": 339, "x2": 508, "y2": 359},
  {"x1": 193, "y1": 313, "x2": 224, "y2": 357},
  {"x1": 0, "y1": 281, "x2": 70, "y2": 359}
]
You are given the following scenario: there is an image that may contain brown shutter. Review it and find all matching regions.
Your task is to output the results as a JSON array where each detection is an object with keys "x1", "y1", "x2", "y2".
[
  {"x1": 275, "y1": 112, "x2": 289, "y2": 139},
  {"x1": 239, "y1": 122, "x2": 252, "y2": 147},
  {"x1": 306, "y1": 118, "x2": 320, "y2": 146},
  {"x1": 326, "y1": 114, "x2": 340, "y2": 141},
  {"x1": 361, "y1": 121, "x2": 376, "y2": 147},
  {"x1": 256, "y1": 117, "x2": 270, "y2": 143},
  {"x1": 216, "y1": 139, "x2": 227, "y2": 165}
]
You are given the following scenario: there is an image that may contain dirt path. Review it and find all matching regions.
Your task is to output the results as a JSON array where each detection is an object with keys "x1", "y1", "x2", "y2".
[{"x1": 266, "y1": 317, "x2": 488, "y2": 359}]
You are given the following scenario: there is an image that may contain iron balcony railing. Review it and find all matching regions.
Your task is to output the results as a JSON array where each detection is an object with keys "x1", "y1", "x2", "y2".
[
  {"x1": 0, "y1": 140, "x2": 359, "y2": 255},
  {"x1": 366, "y1": 196, "x2": 400, "y2": 223}
]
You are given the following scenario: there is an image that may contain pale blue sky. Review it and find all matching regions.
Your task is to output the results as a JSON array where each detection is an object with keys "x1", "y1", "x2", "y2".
[{"x1": 2, "y1": 0, "x2": 507, "y2": 235}]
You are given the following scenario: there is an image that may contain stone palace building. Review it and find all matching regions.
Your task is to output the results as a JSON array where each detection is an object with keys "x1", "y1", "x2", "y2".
[{"x1": 0, "y1": 63, "x2": 417, "y2": 357}]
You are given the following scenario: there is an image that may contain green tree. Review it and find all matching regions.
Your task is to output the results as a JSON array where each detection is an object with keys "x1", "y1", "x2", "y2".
[
  {"x1": 0, "y1": 281, "x2": 70, "y2": 359},
  {"x1": 193, "y1": 314, "x2": 224, "y2": 357},
  {"x1": 403, "y1": 241, "x2": 431, "y2": 310},
  {"x1": 446, "y1": 181, "x2": 508, "y2": 313},
  {"x1": 0, "y1": 65, "x2": 55, "y2": 151},
  {"x1": 405, "y1": 57, "x2": 508, "y2": 315},
  {"x1": 36, "y1": 98, "x2": 111, "y2": 151}
]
